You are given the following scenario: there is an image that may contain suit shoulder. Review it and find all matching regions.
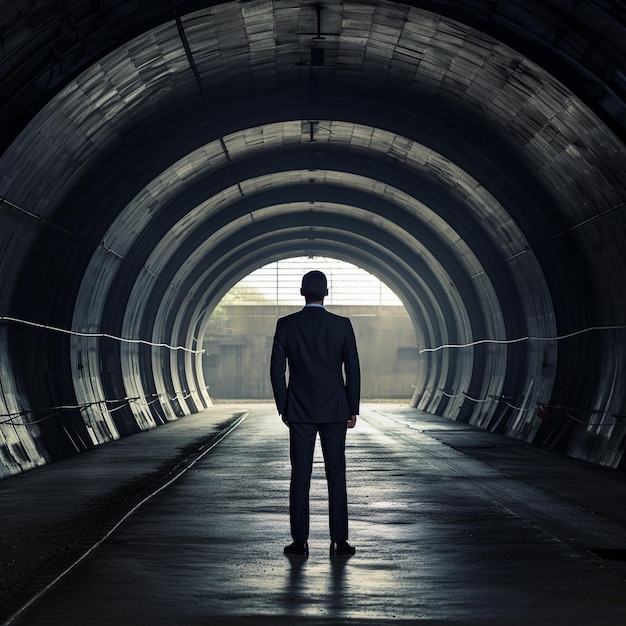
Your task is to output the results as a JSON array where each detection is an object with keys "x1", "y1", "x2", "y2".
[
  {"x1": 277, "y1": 310, "x2": 304, "y2": 324},
  {"x1": 325, "y1": 310, "x2": 351, "y2": 323}
]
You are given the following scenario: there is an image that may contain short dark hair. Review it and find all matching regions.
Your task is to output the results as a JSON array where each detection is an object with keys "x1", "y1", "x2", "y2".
[{"x1": 300, "y1": 270, "x2": 328, "y2": 300}]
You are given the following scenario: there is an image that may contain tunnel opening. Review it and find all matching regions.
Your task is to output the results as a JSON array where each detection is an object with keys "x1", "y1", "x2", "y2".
[{"x1": 202, "y1": 257, "x2": 419, "y2": 403}]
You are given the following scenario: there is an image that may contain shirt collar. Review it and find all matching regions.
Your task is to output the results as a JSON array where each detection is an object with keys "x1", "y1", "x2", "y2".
[{"x1": 305, "y1": 303, "x2": 325, "y2": 309}]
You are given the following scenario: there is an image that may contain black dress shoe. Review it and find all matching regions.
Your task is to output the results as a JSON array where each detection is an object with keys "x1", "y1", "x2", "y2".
[
  {"x1": 284, "y1": 541, "x2": 309, "y2": 557},
  {"x1": 330, "y1": 540, "x2": 355, "y2": 557}
]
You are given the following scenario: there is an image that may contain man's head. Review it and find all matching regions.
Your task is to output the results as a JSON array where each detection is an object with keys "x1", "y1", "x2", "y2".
[{"x1": 300, "y1": 270, "x2": 328, "y2": 302}]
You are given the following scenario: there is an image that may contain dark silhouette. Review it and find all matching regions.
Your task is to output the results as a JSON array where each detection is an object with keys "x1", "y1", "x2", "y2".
[{"x1": 270, "y1": 270, "x2": 361, "y2": 558}]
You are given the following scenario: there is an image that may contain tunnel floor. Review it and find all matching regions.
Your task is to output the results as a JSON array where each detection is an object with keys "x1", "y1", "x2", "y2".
[{"x1": 3, "y1": 403, "x2": 626, "y2": 625}]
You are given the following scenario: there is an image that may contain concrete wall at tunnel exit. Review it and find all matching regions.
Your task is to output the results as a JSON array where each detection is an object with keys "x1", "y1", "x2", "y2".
[{"x1": 203, "y1": 305, "x2": 418, "y2": 401}]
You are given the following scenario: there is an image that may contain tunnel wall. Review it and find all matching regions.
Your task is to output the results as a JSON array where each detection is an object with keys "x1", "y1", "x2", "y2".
[{"x1": 1, "y1": 0, "x2": 626, "y2": 479}]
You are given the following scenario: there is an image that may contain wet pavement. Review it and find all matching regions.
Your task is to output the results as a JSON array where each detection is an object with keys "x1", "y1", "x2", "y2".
[{"x1": 2, "y1": 402, "x2": 626, "y2": 625}]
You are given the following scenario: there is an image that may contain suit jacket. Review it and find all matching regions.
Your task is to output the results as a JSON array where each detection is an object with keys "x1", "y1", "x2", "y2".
[{"x1": 270, "y1": 306, "x2": 361, "y2": 423}]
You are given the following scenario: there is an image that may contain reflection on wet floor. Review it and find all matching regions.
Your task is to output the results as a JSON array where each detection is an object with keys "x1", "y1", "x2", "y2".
[{"x1": 3, "y1": 403, "x2": 626, "y2": 625}]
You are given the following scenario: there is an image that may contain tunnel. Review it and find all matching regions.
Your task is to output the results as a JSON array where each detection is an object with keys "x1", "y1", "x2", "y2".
[{"x1": 1, "y1": 0, "x2": 626, "y2": 478}]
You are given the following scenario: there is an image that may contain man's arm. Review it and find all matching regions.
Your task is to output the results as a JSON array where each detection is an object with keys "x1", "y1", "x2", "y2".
[
  {"x1": 343, "y1": 319, "x2": 361, "y2": 423},
  {"x1": 270, "y1": 321, "x2": 288, "y2": 419}
]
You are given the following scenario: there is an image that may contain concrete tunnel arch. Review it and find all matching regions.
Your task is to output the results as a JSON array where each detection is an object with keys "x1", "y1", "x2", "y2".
[
  {"x1": 1, "y1": 0, "x2": 626, "y2": 474},
  {"x1": 63, "y1": 118, "x2": 554, "y2": 430}
]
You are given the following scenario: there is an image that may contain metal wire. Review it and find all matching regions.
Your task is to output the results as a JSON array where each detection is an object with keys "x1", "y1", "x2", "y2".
[{"x1": 0, "y1": 316, "x2": 204, "y2": 354}]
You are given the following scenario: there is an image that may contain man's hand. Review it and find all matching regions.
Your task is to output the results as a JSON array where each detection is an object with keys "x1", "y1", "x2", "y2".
[
  {"x1": 347, "y1": 415, "x2": 357, "y2": 429},
  {"x1": 282, "y1": 416, "x2": 290, "y2": 428}
]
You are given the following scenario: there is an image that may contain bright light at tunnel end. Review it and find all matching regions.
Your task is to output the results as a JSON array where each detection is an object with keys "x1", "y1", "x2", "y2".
[{"x1": 221, "y1": 257, "x2": 403, "y2": 306}]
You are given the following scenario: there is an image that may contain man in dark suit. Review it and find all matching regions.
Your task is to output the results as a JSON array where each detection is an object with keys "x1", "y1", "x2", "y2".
[{"x1": 270, "y1": 270, "x2": 361, "y2": 558}]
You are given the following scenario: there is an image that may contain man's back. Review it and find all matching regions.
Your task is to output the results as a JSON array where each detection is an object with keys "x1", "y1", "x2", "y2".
[{"x1": 270, "y1": 306, "x2": 360, "y2": 423}]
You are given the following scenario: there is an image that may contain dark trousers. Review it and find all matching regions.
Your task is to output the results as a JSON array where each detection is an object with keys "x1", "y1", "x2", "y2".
[{"x1": 289, "y1": 421, "x2": 349, "y2": 542}]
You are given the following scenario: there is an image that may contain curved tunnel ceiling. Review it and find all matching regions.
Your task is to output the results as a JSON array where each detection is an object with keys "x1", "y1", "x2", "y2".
[{"x1": 1, "y1": 0, "x2": 625, "y2": 472}]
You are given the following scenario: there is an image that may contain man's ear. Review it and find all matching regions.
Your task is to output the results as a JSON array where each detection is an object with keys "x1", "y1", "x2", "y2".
[
  {"x1": 300, "y1": 288, "x2": 305, "y2": 296},
  {"x1": 325, "y1": 288, "x2": 329, "y2": 295}
]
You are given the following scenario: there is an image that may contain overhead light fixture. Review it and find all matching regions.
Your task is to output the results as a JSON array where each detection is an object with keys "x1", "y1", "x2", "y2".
[
  {"x1": 310, "y1": 47, "x2": 325, "y2": 66},
  {"x1": 296, "y1": 4, "x2": 342, "y2": 68}
]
